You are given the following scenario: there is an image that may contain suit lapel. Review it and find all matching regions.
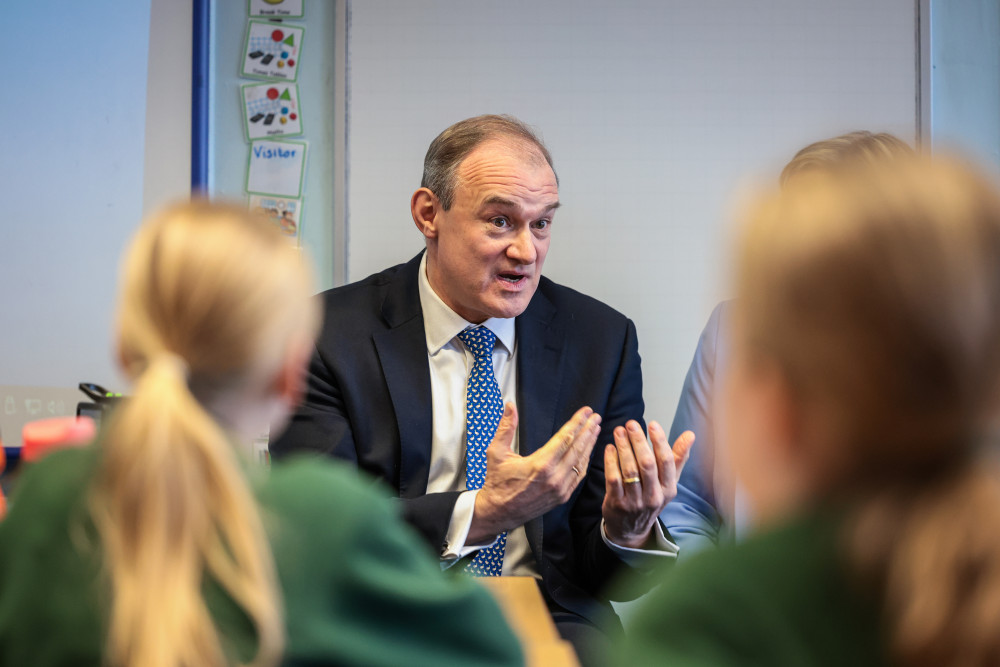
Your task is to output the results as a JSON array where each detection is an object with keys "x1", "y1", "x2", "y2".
[
  {"x1": 373, "y1": 254, "x2": 434, "y2": 499},
  {"x1": 516, "y1": 282, "x2": 567, "y2": 555},
  {"x1": 516, "y1": 283, "x2": 567, "y2": 457}
]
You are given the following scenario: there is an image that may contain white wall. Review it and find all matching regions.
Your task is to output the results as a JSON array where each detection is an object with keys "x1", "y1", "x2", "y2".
[
  {"x1": 346, "y1": 0, "x2": 918, "y2": 422},
  {"x1": 8, "y1": 1, "x2": 996, "y2": 449},
  {"x1": 208, "y1": 1, "x2": 343, "y2": 291},
  {"x1": 0, "y1": 0, "x2": 194, "y2": 446},
  {"x1": 930, "y1": 0, "x2": 1000, "y2": 172},
  {"x1": 0, "y1": 1, "x2": 158, "y2": 445},
  {"x1": 143, "y1": 0, "x2": 193, "y2": 215}
]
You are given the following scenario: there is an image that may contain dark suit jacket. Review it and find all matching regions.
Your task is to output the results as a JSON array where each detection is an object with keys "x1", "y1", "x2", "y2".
[{"x1": 271, "y1": 252, "x2": 647, "y2": 625}]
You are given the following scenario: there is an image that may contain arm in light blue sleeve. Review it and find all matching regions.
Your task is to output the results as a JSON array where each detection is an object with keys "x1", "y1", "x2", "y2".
[{"x1": 660, "y1": 301, "x2": 732, "y2": 559}]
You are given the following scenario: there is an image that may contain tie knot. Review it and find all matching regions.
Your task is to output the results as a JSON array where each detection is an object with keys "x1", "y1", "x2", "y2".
[{"x1": 457, "y1": 326, "x2": 497, "y2": 360}]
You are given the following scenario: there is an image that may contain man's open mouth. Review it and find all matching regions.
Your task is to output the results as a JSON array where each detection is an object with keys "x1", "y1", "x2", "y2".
[{"x1": 498, "y1": 273, "x2": 526, "y2": 284}]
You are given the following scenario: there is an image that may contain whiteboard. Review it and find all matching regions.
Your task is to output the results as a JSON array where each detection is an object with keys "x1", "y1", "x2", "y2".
[
  {"x1": 1, "y1": 0, "x2": 160, "y2": 447},
  {"x1": 346, "y1": 0, "x2": 917, "y2": 423}
]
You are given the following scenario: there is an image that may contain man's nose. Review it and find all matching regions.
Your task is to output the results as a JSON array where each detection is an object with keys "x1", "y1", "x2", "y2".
[{"x1": 507, "y1": 228, "x2": 537, "y2": 264}]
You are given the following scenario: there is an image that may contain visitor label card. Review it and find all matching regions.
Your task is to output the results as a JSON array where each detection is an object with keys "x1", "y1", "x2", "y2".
[{"x1": 246, "y1": 139, "x2": 308, "y2": 198}]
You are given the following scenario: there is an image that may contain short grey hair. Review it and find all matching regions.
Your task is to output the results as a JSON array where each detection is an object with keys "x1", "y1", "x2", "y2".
[{"x1": 420, "y1": 115, "x2": 558, "y2": 210}]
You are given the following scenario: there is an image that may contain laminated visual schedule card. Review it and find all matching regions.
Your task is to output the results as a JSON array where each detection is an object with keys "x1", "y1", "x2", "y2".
[
  {"x1": 246, "y1": 139, "x2": 308, "y2": 198},
  {"x1": 242, "y1": 82, "x2": 302, "y2": 140},
  {"x1": 249, "y1": 194, "x2": 302, "y2": 241},
  {"x1": 242, "y1": 20, "x2": 304, "y2": 81},
  {"x1": 249, "y1": 0, "x2": 303, "y2": 18}
]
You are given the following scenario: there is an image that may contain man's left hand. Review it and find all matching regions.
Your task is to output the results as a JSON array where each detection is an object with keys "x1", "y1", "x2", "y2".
[{"x1": 602, "y1": 420, "x2": 695, "y2": 548}]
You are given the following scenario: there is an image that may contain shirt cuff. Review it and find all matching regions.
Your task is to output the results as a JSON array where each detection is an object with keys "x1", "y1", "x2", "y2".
[
  {"x1": 440, "y1": 490, "x2": 501, "y2": 567},
  {"x1": 601, "y1": 518, "x2": 679, "y2": 572}
]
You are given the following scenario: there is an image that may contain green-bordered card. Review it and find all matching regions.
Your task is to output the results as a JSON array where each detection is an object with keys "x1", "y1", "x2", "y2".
[
  {"x1": 246, "y1": 139, "x2": 308, "y2": 198},
  {"x1": 241, "y1": 82, "x2": 303, "y2": 141},
  {"x1": 242, "y1": 19, "x2": 304, "y2": 81},
  {"x1": 249, "y1": 0, "x2": 303, "y2": 19},
  {"x1": 249, "y1": 194, "x2": 303, "y2": 244}
]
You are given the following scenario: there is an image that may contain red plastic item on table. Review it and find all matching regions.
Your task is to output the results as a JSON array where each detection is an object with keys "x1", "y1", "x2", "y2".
[{"x1": 21, "y1": 416, "x2": 97, "y2": 463}]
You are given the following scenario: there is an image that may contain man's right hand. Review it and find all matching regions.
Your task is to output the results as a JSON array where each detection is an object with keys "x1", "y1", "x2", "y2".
[{"x1": 468, "y1": 404, "x2": 602, "y2": 544}]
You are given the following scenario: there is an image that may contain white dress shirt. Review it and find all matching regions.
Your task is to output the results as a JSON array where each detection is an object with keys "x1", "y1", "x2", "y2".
[{"x1": 417, "y1": 254, "x2": 677, "y2": 575}]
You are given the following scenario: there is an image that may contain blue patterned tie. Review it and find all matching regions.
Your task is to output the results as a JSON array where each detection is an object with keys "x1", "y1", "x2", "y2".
[{"x1": 457, "y1": 326, "x2": 507, "y2": 576}]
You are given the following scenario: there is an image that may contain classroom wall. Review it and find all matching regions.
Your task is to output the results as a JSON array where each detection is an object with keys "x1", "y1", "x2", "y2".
[
  {"x1": 143, "y1": 0, "x2": 193, "y2": 215},
  {"x1": 208, "y1": 2, "x2": 341, "y2": 291},
  {"x1": 345, "y1": 0, "x2": 919, "y2": 422},
  {"x1": 0, "y1": 1, "x2": 160, "y2": 445},
  {"x1": 930, "y1": 0, "x2": 1000, "y2": 171},
  {"x1": 3, "y1": 1, "x2": 997, "y2": 449}
]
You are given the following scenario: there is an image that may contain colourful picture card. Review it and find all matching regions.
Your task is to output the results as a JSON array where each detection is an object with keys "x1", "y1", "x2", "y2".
[
  {"x1": 249, "y1": 194, "x2": 303, "y2": 242},
  {"x1": 242, "y1": 20, "x2": 304, "y2": 81},
  {"x1": 242, "y1": 82, "x2": 302, "y2": 140}
]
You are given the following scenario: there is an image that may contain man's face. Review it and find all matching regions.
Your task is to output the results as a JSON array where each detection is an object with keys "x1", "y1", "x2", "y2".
[{"x1": 423, "y1": 140, "x2": 559, "y2": 323}]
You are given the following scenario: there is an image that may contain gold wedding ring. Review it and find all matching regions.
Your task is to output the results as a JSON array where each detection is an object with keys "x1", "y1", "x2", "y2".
[
  {"x1": 623, "y1": 476, "x2": 641, "y2": 484},
  {"x1": 572, "y1": 466, "x2": 581, "y2": 476}
]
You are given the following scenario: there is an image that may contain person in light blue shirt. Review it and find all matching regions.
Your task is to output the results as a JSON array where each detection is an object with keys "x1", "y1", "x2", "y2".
[
  {"x1": 661, "y1": 300, "x2": 734, "y2": 556},
  {"x1": 661, "y1": 131, "x2": 913, "y2": 557}
]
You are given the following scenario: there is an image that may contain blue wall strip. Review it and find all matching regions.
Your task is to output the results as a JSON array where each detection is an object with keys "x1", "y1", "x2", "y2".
[{"x1": 191, "y1": 0, "x2": 210, "y2": 193}]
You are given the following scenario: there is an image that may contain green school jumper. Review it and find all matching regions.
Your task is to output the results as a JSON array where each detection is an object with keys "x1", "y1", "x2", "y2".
[
  {"x1": 0, "y1": 446, "x2": 523, "y2": 667},
  {"x1": 615, "y1": 509, "x2": 887, "y2": 667}
]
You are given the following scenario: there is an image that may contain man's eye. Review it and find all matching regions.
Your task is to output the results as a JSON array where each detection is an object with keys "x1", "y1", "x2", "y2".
[
  {"x1": 533, "y1": 219, "x2": 550, "y2": 230},
  {"x1": 490, "y1": 217, "x2": 510, "y2": 228}
]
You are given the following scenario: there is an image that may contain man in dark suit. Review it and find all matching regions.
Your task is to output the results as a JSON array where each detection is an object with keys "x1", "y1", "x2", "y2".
[{"x1": 271, "y1": 115, "x2": 694, "y2": 661}]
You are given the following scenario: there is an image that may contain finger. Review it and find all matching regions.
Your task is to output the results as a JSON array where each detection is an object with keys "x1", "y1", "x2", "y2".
[
  {"x1": 487, "y1": 403, "x2": 519, "y2": 455},
  {"x1": 672, "y1": 429, "x2": 695, "y2": 478},
  {"x1": 535, "y1": 406, "x2": 593, "y2": 465},
  {"x1": 626, "y1": 421, "x2": 659, "y2": 505},
  {"x1": 554, "y1": 413, "x2": 602, "y2": 499},
  {"x1": 604, "y1": 444, "x2": 625, "y2": 502},
  {"x1": 561, "y1": 413, "x2": 601, "y2": 495},
  {"x1": 650, "y1": 421, "x2": 676, "y2": 496},
  {"x1": 557, "y1": 407, "x2": 599, "y2": 463},
  {"x1": 652, "y1": 423, "x2": 694, "y2": 491},
  {"x1": 615, "y1": 425, "x2": 642, "y2": 499},
  {"x1": 568, "y1": 412, "x2": 602, "y2": 475}
]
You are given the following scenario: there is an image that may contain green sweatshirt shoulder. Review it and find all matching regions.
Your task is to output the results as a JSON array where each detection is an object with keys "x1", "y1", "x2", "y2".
[
  {"x1": 0, "y1": 447, "x2": 522, "y2": 667},
  {"x1": 616, "y1": 510, "x2": 886, "y2": 667}
]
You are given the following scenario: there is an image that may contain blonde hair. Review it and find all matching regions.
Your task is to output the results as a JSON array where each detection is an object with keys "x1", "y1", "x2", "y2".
[
  {"x1": 92, "y1": 201, "x2": 319, "y2": 667},
  {"x1": 780, "y1": 130, "x2": 913, "y2": 185},
  {"x1": 735, "y1": 157, "x2": 1000, "y2": 666}
]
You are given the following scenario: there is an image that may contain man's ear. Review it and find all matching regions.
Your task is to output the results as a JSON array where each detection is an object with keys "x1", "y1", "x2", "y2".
[{"x1": 411, "y1": 187, "x2": 440, "y2": 239}]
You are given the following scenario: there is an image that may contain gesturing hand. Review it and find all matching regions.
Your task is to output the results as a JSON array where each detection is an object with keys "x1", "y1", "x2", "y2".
[
  {"x1": 469, "y1": 404, "x2": 602, "y2": 544},
  {"x1": 602, "y1": 420, "x2": 695, "y2": 548}
]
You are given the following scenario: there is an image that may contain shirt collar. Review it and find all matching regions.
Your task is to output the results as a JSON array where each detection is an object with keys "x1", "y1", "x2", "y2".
[{"x1": 417, "y1": 252, "x2": 516, "y2": 357}]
